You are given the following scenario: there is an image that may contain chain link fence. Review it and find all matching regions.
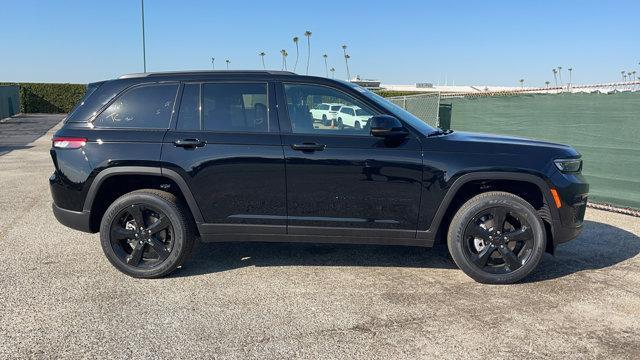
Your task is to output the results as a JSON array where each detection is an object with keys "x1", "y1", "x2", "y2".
[{"x1": 387, "y1": 93, "x2": 441, "y2": 127}]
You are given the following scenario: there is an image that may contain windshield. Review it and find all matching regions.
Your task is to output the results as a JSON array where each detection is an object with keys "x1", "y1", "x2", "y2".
[{"x1": 343, "y1": 82, "x2": 438, "y2": 134}]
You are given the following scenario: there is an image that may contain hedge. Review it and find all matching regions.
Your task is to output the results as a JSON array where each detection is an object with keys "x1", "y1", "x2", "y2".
[
  {"x1": 0, "y1": 82, "x2": 86, "y2": 113},
  {"x1": 374, "y1": 90, "x2": 424, "y2": 98}
]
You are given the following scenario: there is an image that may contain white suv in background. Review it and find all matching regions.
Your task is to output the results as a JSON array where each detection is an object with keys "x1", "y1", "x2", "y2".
[
  {"x1": 310, "y1": 103, "x2": 343, "y2": 125},
  {"x1": 335, "y1": 106, "x2": 373, "y2": 129}
]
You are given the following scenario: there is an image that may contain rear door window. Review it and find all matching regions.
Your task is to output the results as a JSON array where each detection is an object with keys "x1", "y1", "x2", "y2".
[
  {"x1": 202, "y1": 83, "x2": 270, "y2": 132},
  {"x1": 94, "y1": 83, "x2": 178, "y2": 129},
  {"x1": 176, "y1": 84, "x2": 200, "y2": 130}
]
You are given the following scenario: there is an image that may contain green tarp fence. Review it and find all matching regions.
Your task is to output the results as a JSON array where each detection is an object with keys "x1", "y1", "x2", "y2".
[
  {"x1": 0, "y1": 85, "x2": 19, "y2": 120},
  {"x1": 445, "y1": 92, "x2": 640, "y2": 210}
]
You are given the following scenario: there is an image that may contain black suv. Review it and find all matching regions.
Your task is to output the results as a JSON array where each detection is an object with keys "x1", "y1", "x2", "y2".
[{"x1": 50, "y1": 71, "x2": 588, "y2": 284}]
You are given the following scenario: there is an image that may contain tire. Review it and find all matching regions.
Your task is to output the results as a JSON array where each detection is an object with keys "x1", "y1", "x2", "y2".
[
  {"x1": 99, "y1": 189, "x2": 195, "y2": 278},
  {"x1": 447, "y1": 191, "x2": 546, "y2": 284},
  {"x1": 322, "y1": 114, "x2": 328, "y2": 125},
  {"x1": 355, "y1": 121, "x2": 361, "y2": 129},
  {"x1": 337, "y1": 118, "x2": 344, "y2": 129}
]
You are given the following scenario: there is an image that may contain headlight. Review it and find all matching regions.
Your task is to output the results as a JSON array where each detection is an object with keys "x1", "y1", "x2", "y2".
[{"x1": 554, "y1": 158, "x2": 582, "y2": 173}]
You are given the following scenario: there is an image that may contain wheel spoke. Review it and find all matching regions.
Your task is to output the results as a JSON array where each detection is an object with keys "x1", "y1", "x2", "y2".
[
  {"x1": 129, "y1": 205, "x2": 145, "y2": 229},
  {"x1": 126, "y1": 242, "x2": 145, "y2": 266},
  {"x1": 504, "y1": 226, "x2": 532, "y2": 242},
  {"x1": 474, "y1": 244, "x2": 496, "y2": 267},
  {"x1": 492, "y1": 207, "x2": 507, "y2": 232},
  {"x1": 112, "y1": 226, "x2": 136, "y2": 240},
  {"x1": 146, "y1": 215, "x2": 170, "y2": 235},
  {"x1": 148, "y1": 238, "x2": 170, "y2": 260},
  {"x1": 467, "y1": 223, "x2": 491, "y2": 239},
  {"x1": 498, "y1": 246, "x2": 522, "y2": 270}
]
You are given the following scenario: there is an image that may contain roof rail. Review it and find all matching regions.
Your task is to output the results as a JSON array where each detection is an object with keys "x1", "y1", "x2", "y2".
[{"x1": 118, "y1": 70, "x2": 297, "y2": 79}]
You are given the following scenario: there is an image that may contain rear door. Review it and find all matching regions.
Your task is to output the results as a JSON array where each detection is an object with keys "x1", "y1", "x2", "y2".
[{"x1": 161, "y1": 81, "x2": 286, "y2": 234}]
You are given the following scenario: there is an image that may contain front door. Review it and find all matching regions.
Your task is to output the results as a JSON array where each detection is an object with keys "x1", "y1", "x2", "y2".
[
  {"x1": 161, "y1": 81, "x2": 286, "y2": 234},
  {"x1": 278, "y1": 82, "x2": 423, "y2": 238}
]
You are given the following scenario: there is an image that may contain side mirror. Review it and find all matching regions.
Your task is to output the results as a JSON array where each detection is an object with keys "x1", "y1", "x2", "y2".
[{"x1": 369, "y1": 115, "x2": 408, "y2": 138}]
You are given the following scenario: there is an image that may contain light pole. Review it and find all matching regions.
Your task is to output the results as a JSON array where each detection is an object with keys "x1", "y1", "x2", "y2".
[
  {"x1": 211, "y1": 57, "x2": 215, "y2": 70},
  {"x1": 141, "y1": 0, "x2": 146, "y2": 72}
]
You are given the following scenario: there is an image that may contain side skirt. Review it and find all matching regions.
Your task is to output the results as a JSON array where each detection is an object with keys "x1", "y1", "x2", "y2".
[{"x1": 197, "y1": 224, "x2": 435, "y2": 247}]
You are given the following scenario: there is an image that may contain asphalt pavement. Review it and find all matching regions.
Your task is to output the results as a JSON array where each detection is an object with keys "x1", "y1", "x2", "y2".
[{"x1": 0, "y1": 114, "x2": 639, "y2": 359}]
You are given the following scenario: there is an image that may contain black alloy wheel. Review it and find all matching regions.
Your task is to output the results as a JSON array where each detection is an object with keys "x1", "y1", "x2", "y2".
[
  {"x1": 462, "y1": 206, "x2": 534, "y2": 273},
  {"x1": 100, "y1": 189, "x2": 195, "y2": 278},
  {"x1": 109, "y1": 204, "x2": 173, "y2": 268},
  {"x1": 447, "y1": 191, "x2": 546, "y2": 284}
]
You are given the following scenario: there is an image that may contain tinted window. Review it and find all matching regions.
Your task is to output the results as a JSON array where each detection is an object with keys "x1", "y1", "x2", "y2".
[
  {"x1": 177, "y1": 84, "x2": 200, "y2": 130},
  {"x1": 202, "y1": 83, "x2": 270, "y2": 132},
  {"x1": 317, "y1": 104, "x2": 329, "y2": 110},
  {"x1": 330, "y1": 105, "x2": 341, "y2": 111},
  {"x1": 284, "y1": 83, "x2": 378, "y2": 135},
  {"x1": 94, "y1": 84, "x2": 178, "y2": 128}
]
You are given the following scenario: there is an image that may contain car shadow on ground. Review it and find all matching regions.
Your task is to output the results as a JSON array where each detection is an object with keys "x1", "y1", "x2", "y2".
[
  {"x1": 526, "y1": 220, "x2": 640, "y2": 282},
  {"x1": 174, "y1": 220, "x2": 640, "y2": 281},
  {"x1": 0, "y1": 114, "x2": 64, "y2": 156}
]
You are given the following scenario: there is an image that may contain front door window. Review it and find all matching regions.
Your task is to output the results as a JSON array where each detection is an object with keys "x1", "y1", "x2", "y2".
[{"x1": 283, "y1": 83, "x2": 379, "y2": 134}]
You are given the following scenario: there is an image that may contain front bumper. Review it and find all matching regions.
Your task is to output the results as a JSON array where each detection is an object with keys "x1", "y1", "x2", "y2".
[{"x1": 52, "y1": 203, "x2": 93, "y2": 233}]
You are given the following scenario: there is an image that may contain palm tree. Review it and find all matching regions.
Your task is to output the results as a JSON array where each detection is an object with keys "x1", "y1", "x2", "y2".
[
  {"x1": 341, "y1": 45, "x2": 349, "y2": 79},
  {"x1": 632, "y1": 71, "x2": 637, "y2": 81},
  {"x1": 322, "y1": 54, "x2": 328, "y2": 77},
  {"x1": 304, "y1": 31, "x2": 312, "y2": 75},
  {"x1": 225, "y1": 59, "x2": 230, "y2": 70},
  {"x1": 545, "y1": 81, "x2": 550, "y2": 89},
  {"x1": 330, "y1": 67, "x2": 335, "y2": 79},
  {"x1": 292, "y1": 36, "x2": 300, "y2": 72},
  {"x1": 557, "y1": 66, "x2": 563, "y2": 85},
  {"x1": 211, "y1": 57, "x2": 215, "y2": 70},
  {"x1": 621, "y1": 70, "x2": 626, "y2": 82},
  {"x1": 259, "y1": 52, "x2": 266, "y2": 69},
  {"x1": 344, "y1": 54, "x2": 352, "y2": 80},
  {"x1": 552, "y1": 69, "x2": 558, "y2": 86},
  {"x1": 280, "y1": 49, "x2": 288, "y2": 70},
  {"x1": 519, "y1": 79, "x2": 524, "y2": 89},
  {"x1": 568, "y1": 67, "x2": 573, "y2": 87}
]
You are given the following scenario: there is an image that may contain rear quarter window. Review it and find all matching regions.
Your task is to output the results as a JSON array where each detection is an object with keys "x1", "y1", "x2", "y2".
[{"x1": 94, "y1": 83, "x2": 178, "y2": 129}]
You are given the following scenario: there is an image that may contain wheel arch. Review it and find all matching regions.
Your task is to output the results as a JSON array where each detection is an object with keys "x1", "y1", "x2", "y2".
[
  {"x1": 83, "y1": 166, "x2": 204, "y2": 232},
  {"x1": 426, "y1": 172, "x2": 560, "y2": 252}
]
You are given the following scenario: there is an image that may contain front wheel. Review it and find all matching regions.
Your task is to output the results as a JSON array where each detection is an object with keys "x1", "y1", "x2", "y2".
[
  {"x1": 447, "y1": 191, "x2": 546, "y2": 284},
  {"x1": 99, "y1": 189, "x2": 195, "y2": 278}
]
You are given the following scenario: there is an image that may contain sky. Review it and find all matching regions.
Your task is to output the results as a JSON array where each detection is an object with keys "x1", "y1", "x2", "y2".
[{"x1": 0, "y1": 0, "x2": 638, "y2": 86}]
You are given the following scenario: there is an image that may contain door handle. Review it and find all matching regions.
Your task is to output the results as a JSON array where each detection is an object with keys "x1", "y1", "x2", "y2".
[
  {"x1": 290, "y1": 143, "x2": 326, "y2": 152},
  {"x1": 173, "y1": 139, "x2": 205, "y2": 148}
]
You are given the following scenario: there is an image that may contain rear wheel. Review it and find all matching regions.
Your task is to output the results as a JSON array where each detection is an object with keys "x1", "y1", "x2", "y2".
[
  {"x1": 355, "y1": 121, "x2": 361, "y2": 129},
  {"x1": 447, "y1": 191, "x2": 546, "y2": 284},
  {"x1": 337, "y1": 118, "x2": 344, "y2": 129},
  {"x1": 99, "y1": 189, "x2": 195, "y2": 278}
]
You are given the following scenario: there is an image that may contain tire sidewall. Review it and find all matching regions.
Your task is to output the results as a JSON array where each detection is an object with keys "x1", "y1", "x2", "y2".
[
  {"x1": 100, "y1": 192, "x2": 188, "y2": 278},
  {"x1": 448, "y1": 192, "x2": 546, "y2": 284}
]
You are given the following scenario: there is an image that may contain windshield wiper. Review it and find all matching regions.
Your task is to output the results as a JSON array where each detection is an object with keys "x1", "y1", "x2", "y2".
[{"x1": 428, "y1": 129, "x2": 454, "y2": 137}]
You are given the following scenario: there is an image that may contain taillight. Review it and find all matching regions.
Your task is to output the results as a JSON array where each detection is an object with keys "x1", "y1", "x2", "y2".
[{"x1": 52, "y1": 137, "x2": 87, "y2": 149}]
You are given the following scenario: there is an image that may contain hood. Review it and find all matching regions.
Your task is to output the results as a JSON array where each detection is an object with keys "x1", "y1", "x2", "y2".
[{"x1": 424, "y1": 131, "x2": 580, "y2": 159}]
